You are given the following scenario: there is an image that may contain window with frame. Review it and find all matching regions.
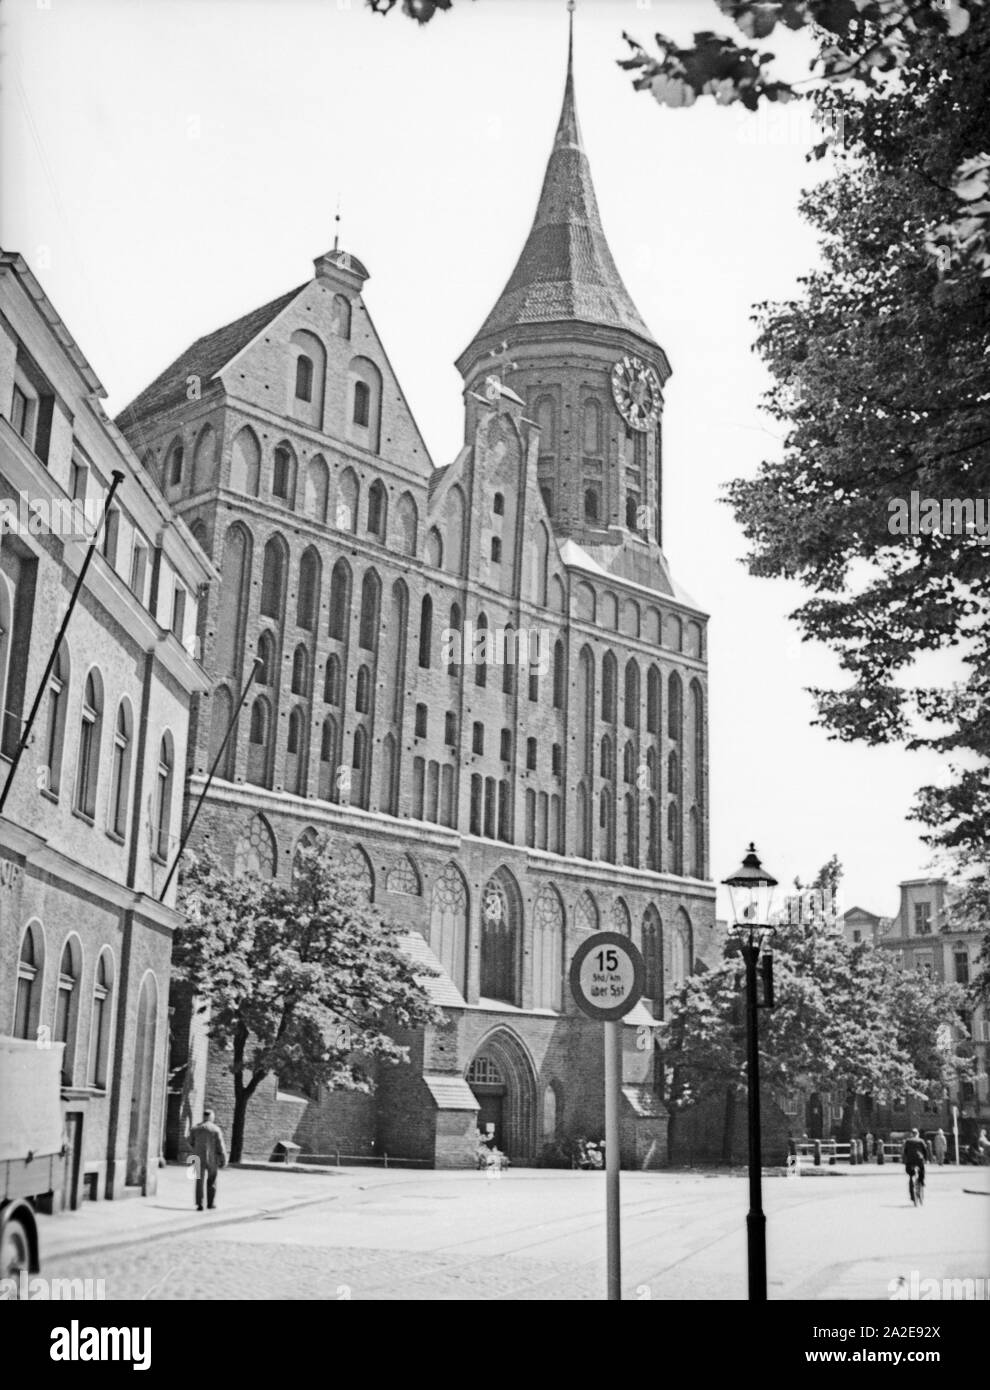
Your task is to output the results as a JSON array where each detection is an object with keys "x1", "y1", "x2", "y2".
[
  {"x1": 14, "y1": 927, "x2": 41, "y2": 1040},
  {"x1": 108, "y1": 702, "x2": 131, "y2": 838},
  {"x1": 154, "y1": 734, "x2": 174, "y2": 861},
  {"x1": 88, "y1": 951, "x2": 112, "y2": 1088},
  {"x1": 526, "y1": 737, "x2": 536, "y2": 771},
  {"x1": 53, "y1": 940, "x2": 78, "y2": 1086},
  {"x1": 914, "y1": 901, "x2": 933, "y2": 936},
  {"x1": 74, "y1": 671, "x2": 102, "y2": 818},
  {"x1": 129, "y1": 537, "x2": 149, "y2": 603},
  {"x1": 472, "y1": 722, "x2": 484, "y2": 755},
  {"x1": 500, "y1": 728, "x2": 511, "y2": 763},
  {"x1": 415, "y1": 703, "x2": 428, "y2": 738}
]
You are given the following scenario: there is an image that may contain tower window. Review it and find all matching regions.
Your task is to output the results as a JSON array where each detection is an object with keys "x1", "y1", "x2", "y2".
[
  {"x1": 473, "y1": 722, "x2": 484, "y2": 755},
  {"x1": 551, "y1": 742, "x2": 562, "y2": 776},
  {"x1": 491, "y1": 536, "x2": 502, "y2": 563},
  {"x1": 526, "y1": 737, "x2": 537, "y2": 771},
  {"x1": 295, "y1": 355, "x2": 314, "y2": 402},
  {"x1": 493, "y1": 493, "x2": 504, "y2": 516},
  {"x1": 415, "y1": 703, "x2": 428, "y2": 738},
  {"x1": 626, "y1": 495, "x2": 639, "y2": 530},
  {"x1": 444, "y1": 711, "x2": 457, "y2": 746},
  {"x1": 584, "y1": 488, "x2": 600, "y2": 524},
  {"x1": 273, "y1": 447, "x2": 291, "y2": 500},
  {"x1": 353, "y1": 380, "x2": 370, "y2": 427},
  {"x1": 500, "y1": 728, "x2": 511, "y2": 762}
]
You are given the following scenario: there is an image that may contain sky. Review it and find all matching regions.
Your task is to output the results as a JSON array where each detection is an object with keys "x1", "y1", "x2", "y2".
[{"x1": 0, "y1": 0, "x2": 955, "y2": 918}]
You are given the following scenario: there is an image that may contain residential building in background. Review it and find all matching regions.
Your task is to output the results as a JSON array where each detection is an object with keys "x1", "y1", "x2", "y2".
[{"x1": 0, "y1": 250, "x2": 212, "y2": 1206}]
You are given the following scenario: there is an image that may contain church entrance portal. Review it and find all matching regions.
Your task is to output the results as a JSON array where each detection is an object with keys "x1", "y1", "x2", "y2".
[{"x1": 465, "y1": 1030, "x2": 538, "y2": 1162}]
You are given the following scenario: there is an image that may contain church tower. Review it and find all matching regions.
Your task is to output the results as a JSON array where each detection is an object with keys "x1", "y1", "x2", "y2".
[{"x1": 456, "y1": 12, "x2": 671, "y2": 563}]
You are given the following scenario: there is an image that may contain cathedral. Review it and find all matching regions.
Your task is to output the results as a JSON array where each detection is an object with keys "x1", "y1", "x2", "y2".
[{"x1": 117, "y1": 23, "x2": 715, "y2": 1168}]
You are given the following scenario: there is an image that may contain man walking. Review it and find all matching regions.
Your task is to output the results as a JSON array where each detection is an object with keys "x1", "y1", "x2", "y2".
[
  {"x1": 902, "y1": 1127, "x2": 927, "y2": 1204},
  {"x1": 933, "y1": 1128, "x2": 948, "y2": 1165},
  {"x1": 189, "y1": 1108, "x2": 228, "y2": 1211}
]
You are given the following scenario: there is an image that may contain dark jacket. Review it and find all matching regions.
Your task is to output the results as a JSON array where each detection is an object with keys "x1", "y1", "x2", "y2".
[
  {"x1": 190, "y1": 1120, "x2": 228, "y2": 1174},
  {"x1": 902, "y1": 1137, "x2": 927, "y2": 1170}
]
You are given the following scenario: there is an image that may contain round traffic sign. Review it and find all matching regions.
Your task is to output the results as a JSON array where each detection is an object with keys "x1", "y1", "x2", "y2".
[{"x1": 569, "y1": 932, "x2": 645, "y2": 1022}]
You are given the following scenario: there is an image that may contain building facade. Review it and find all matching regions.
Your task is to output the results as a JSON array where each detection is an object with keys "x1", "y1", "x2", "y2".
[
  {"x1": 118, "y1": 34, "x2": 716, "y2": 1167},
  {"x1": 0, "y1": 251, "x2": 211, "y2": 1204},
  {"x1": 869, "y1": 878, "x2": 989, "y2": 1148}
]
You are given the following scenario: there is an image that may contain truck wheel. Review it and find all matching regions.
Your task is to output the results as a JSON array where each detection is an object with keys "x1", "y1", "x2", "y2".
[{"x1": 0, "y1": 1214, "x2": 31, "y2": 1283}]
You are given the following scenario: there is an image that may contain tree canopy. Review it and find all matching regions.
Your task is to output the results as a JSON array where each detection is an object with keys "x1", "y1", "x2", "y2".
[{"x1": 175, "y1": 834, "x2": 443, "y2": 1160}]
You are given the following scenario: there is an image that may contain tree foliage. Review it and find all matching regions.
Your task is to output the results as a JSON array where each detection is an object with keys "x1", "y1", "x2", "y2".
[
  {"x1": 661, "y1": 861, "x2": 974, "y2": 1134},
  {"x1": 175, "y1": 835, "x2": 443, "y2": 1160}
]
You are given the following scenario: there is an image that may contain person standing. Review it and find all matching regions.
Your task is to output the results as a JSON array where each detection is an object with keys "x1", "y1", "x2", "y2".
[
  {"x1": 933, "y1": 1128, "x2": 948, "y2": 1165},
  {"x1": 189, "y1": 1108, "x2": 228, "y2": 1211}
]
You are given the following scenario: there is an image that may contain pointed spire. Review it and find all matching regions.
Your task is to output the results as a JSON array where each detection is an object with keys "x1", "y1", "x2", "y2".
[
  {"x1": 460, "y1": 4, "x2": 655, "y2": 367},
  {"x1": 556, "y1": 0, "x2": 581, "y2": 151}
]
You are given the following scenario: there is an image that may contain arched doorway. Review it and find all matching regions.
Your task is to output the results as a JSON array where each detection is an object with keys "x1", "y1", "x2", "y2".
[
  {"x1": 466, "y1": 1029, "x2": 538, "y2": 1162},
  {"x1": 126, "y1": 973, "x2": 158, "y2": 1188}
]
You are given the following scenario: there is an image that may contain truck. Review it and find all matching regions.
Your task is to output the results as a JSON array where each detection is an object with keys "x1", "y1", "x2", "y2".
[{"x1": 0, "y1": 1037, "x2": 67, "y2": 1280}]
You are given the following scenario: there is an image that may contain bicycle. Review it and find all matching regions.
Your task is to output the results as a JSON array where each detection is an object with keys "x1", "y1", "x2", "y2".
[{"x1": 908, "y1": 1164, "x2": 926, "y2": 1207}]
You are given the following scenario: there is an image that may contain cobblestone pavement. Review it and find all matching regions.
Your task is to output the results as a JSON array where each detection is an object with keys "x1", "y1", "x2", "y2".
[{"x1": 39, "y1": 1167, "x2": 989, "y2": 1301}]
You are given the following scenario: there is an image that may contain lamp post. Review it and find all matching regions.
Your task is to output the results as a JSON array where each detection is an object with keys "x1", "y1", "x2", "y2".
[{"x1": 722, "y1": 843, "x2": 779, "y2": 1303}]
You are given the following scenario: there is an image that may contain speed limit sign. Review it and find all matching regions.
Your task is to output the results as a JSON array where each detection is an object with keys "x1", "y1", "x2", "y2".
[{"x1": 569, "y1": 932, "x2": 645, "y2": 1023}]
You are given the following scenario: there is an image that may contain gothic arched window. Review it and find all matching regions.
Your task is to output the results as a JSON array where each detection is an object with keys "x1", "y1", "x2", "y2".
[{"x1": 480, "y1": 872, "x2": 520, "y2": 1006}]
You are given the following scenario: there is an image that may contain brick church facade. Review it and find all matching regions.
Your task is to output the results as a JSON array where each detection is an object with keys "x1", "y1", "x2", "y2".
[{"x1": 118, "y1": 28, "x2": 716, "y2": 1168}]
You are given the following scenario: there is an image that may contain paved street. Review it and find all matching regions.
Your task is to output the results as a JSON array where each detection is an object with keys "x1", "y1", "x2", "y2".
[{"x1": 36, "y1": 1163, "x2": 990, "y2": 1301}]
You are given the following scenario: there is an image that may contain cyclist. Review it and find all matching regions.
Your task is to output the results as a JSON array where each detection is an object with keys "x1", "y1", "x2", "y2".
[{"x1": 902, "y1": 1128, "x2": 928, "y2": 1205}]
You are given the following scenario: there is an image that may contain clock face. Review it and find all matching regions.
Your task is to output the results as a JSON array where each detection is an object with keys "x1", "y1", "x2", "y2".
[{"x1": 610, "y1": 356, "x2": 662, "y2": 432}]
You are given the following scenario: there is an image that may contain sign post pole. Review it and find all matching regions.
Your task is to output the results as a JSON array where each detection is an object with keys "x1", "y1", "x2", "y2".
[
  {"x1": 569, "y1": 931, "x2": 645, "y2": 1302},
  {"x1": 604, "y1": 1017, "x2": 622, "y2": 1301}
]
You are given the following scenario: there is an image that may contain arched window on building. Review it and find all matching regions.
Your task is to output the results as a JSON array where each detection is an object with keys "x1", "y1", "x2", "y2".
[
  {"x1": 328, "y1": 558, "x2": 352, "y2": 641},
  {"x1": 296, "y1": 548, "x2": 321, "y2": 630},
  {"x1": 272, "y1": 443, "x2": 297, "y2": 505},
  {"x1": 43, "y1": 640, "x2": 69, "y2": 797},
  {"x1": 480, "y1": 872, "x2": 520, "y2": 1006},
  {"x1": 154, "y1": 732, "x2": 174, "y2": 861},
  {"x1": 418, "y1": 595, "x2": 433, "y2": 669},
  {"x1": 14, "y1": 922, "x2": 44, "y2": 1040},
  {"x1": 532, "y1": 887, "x2": 564, "y2": 1011},
  {"x1": 295, "y1": 354, "x2": 313, "y2": 402},
  {"x1": 108, "y1": 700, "x2": 133, "y2": 839},
  {"x1": 430, "y1": 863, "x2": 468, "y2": 996},
  {"x1": 575, "y1": 890, "x2": 599, "y2": 935},
  {"x1": 602, "y1": 652, "x2": 617, "y2": 724},
  {"x1": 642, "y1": 907, "x2": 662, "y2": 1016},
  {"x1": 53, "y1": 937, "x2": 81, "y2": 1086},
  {"x1": 396, "y1": 492, "x2": 418, "y2": 556},
  {"x1": 359, "y1": 569, "x2": 381, "y2": 652},
  {"x1": 304, "y1": 454, "x2": 330, "y2": 524},
  {"x1": 291, "y1": 644, "x2": 309, "y2": 697},
  {"x1": 351, "y1": 726, "x2": 369, "y2": 809},
  {"x1": 256, "y1": 630, "x2": 276, "y2": 686},
  {"x1": 229, "y1": 426, "x2": 261, "y2": 497},
  {"x1": 88, "y1": 949, "x2": 114, "y2": 1087},
  {"x1": 647, "y1": 665, "x2": 662, "y2": 735},
  {"x1": 355, "y1": 664, "x2": 371, "y2": 715},
  {"x1": 668, "y1": 671, "x2": 683, "y2": 742},
  {"x1": 260, "y1": 536, "x2": 287, "y2": 620},
  {"x1": 552, "y1": 639, "x2": 565, "y2": 708},
  {"x1": 318, "y1": 717, "x2": 338, "y2": 801},
  {"x1": 247, "y1": 696, "x2": 272, "y2": 787},
  {"x1": 624, "y1": 660, "x2": 640, "y2": 729},
  {"x1": 74, "y1": 669, "x2": 103, "y2": 819},
  {"x1": 233, "y1": 812, "x2": 277, "y2": 878},
  {"x1": 324, "y1": 653, "x2": 341, "y2": 705},
  {"x1": 336, "y1": 468, "x2": 359, "y2": 534},
  {"x1": 367, "y1": 479, "x2": 387, "y2": 541},
  {"x1": 215, "y1": 524, "x2": 252, "y2": 679}
]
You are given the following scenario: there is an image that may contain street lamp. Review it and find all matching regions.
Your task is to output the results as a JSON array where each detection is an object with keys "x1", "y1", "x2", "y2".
[{"x1": 723, "y1": 842, "x2": 779, "y2": 1303}]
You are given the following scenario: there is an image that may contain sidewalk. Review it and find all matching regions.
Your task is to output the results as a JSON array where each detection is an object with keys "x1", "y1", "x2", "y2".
[{"x1": 38, "y1": 1162, "x2": 366, "y2": 1262}]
